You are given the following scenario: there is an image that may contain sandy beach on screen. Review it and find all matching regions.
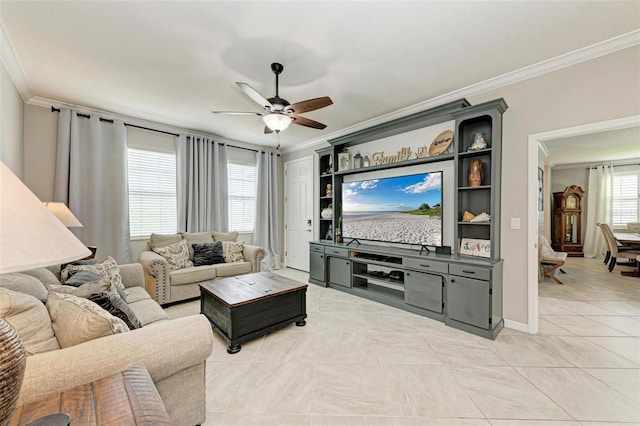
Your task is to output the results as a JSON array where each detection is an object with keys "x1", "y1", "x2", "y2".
[{"x1": 342, "y1": 212, "x2": 441, "y2": 245}]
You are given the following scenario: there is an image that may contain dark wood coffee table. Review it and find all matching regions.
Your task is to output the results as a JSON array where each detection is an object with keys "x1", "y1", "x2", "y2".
[{"x1": 200, "y1": 272, "x2": 307, "y2": 354}]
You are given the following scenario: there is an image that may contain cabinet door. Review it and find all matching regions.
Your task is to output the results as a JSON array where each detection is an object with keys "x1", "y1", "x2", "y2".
[
  {"x1": 447, "y1": 276, "x2": 490, "y2": 329},
  {"x1": 310, "y1": 251, "x2": 326, "y2": 283},
  {"x1": 329, "y1": 257, "x2": 351, "y2": 288},
  {"x1": 404, "y1": 270, "x2": 443, "y2": 313}
]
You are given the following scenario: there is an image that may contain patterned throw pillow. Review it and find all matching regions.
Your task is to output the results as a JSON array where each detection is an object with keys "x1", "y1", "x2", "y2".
[
  {"x1": 88, "y1": 292, "x2": 142, "y2": 330},
  {"x1": 152, "y1": 239, "x2": 193, "y2": 270},
  {"x1": 46, "y1": 292, "x2": 130, "y2": 348},
  {"x1": 221, "y1": 241, "x2": 245, "y2": 263},
  {"x1": 60, "y1": 256, "x2": 124, "y2": 293},
  {"x1": 192, "y1": 241, "x2": 226, "y2": 266}
]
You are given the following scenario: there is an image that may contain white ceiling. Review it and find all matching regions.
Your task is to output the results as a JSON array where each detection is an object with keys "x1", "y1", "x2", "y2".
[{"x1": 1, "y1": 1, "x2": 639, "y2": 151}]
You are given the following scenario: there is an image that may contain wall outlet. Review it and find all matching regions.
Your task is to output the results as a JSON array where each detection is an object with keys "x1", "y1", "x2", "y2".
[{"x1": 511, "y1": 218, "x2": 521, "y2": 229}]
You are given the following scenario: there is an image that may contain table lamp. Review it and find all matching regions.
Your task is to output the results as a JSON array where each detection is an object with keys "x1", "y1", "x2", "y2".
[
  {"x1": 0, "y1": 162, "x2": 90, "y2": 425},
  {"x1": 42, "y1": 202, "x2": 83, "y2": 228}
]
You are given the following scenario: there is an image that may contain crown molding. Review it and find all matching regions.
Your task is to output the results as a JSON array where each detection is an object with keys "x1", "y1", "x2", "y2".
[
  {"x1": 0, "y1": 19, "x2": 32, "y2": 101},
  {"x1": 285, "y1": 29, "x2": 640, "y2": 154}
]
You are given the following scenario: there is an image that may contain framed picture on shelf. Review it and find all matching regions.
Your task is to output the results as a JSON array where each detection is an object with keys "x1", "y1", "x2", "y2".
[
  {"x1": 337, "y1": 152, "x2": 351, "y2": 171},
  {"x1": 459, "y1": 238, "x2": 491, "y2": 258}
]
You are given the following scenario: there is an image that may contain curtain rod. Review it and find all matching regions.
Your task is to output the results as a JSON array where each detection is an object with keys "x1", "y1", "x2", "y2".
[
  {"x1": 50, "y1": 107, "x2": 279, "y2": 155},
  {"x1": 586, "y1": 163, "x2": 639, "y2": 169}
]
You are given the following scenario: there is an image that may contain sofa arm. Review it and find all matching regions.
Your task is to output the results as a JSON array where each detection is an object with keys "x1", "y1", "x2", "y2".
[
  {"x1": 118, "y1": 263, "x2": 145, "y2": 289},
  {"x1": 139, "y1": 250, "x2": 170, "y2": 304},
  {"x1": 19, "y1": 314, "x2": 213, "y2": 406},
  {"x1": 243, "y1": 244, "x2": 266, "y2": 272}
]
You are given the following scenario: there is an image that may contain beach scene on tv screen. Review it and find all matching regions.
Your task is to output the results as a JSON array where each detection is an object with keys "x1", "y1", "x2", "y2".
[{"x1": 342, "y1": 172, "x2": 442, "y2": 246}]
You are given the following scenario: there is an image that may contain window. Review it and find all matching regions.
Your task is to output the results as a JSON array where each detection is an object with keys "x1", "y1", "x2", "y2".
[
  {"x1": 128, "y1": 148, "x2": 177, "y2": 238},
  {"x1": 612, "y1": 169, "x2": 640, "y2": 228},
  {"x1": 227, "y1": 162, "x2": 256, "y2": 232}
]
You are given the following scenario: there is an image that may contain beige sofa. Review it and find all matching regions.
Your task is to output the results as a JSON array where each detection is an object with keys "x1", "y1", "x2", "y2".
[
  {"x1": 139, "y1": 231, "x2": 266, "y2": 305},
  {"x1": 0, "y1": 263, "x2": 213, "y2": 426}
]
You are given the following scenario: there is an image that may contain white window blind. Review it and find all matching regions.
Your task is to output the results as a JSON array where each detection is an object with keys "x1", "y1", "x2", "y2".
[
  {"x1": 128, "y1": 148, "x2": 177, "y2": 238},
  {"x1": 612, "y1": 170, "x2": 639, "y2": 228},
  {"x1": 228, "y1": 162, "x2": 256, "y2": 233}
]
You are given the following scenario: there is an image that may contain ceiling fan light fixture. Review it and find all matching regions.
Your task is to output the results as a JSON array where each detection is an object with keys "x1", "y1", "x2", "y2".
[{"x1": 263, "y1": 113, "x2": 292, "y2": 132}]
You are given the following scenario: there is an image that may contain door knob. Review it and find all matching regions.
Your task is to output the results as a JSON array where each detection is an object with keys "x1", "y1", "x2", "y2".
[{"x1": 307, "y1": 219, "x2": 312, "y2": 226}]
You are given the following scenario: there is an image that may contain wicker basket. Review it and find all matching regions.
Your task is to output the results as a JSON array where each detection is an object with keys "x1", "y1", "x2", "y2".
[{"x1": 0, "y1": 318, "x2": 26, "y2": 426}]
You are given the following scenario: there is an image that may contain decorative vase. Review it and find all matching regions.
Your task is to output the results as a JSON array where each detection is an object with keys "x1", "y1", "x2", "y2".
[
  {"x1": 468, "y1": 159, "x2": 483, "y2": 187},
  {"x1": 321, "y1": 204, "x2": 333, "y2": 219},
  {"x1": 0, "y1": 319, "x2": 26, "y2": 425}
]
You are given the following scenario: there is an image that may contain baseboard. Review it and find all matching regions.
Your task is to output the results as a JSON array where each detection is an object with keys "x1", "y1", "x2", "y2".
[{"x1": 504, "y1": 319, "x2": 532, "y2": 333}]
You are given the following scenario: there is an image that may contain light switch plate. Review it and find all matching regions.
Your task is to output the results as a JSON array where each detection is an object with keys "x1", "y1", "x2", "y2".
[{"x1": 511, "y1": 218, "x2": 520, "y2": 229}]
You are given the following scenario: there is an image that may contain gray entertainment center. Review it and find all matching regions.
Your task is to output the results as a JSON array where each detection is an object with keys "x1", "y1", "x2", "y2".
[{"x1": 310, "y1": 97, "x2": 508, "y2": 339}]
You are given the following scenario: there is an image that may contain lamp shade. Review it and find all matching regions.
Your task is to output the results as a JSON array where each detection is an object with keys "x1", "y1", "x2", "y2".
[
  {"x1": 0, "y1": 162, "x2": 90, "y2": 274},
  {"x1": 262, "y1": 113, "x2": 292, "y2": 132},
  {"x1": 43, "y1": 202, "x2": 83, "y2": 228}
]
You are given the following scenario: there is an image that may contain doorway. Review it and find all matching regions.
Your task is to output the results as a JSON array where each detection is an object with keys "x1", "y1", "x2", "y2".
[
  {"x1": 527, "y1": 115, "x2": 640, "y2": 334},
  {"x1": 284, "y1": 155, "x2": 314, "y2": 271}
]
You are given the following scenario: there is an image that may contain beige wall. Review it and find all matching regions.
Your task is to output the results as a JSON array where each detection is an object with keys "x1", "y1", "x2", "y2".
[
  {"x1": 1, "y1": 61, "x2": 24, "y2": 177},
  {"x1": 283, "y1": 45, "x2": 640, "y2": 326}
]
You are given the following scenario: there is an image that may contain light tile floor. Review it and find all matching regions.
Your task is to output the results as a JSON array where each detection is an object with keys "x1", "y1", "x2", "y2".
[{"x1": 165, "y1": 257, "x2": 640, "y2": 425}]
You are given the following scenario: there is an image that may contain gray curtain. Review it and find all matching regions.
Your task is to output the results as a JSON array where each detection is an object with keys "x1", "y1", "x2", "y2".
[
  {"x1": 176, "y1": 134, "x2": 228, "y2": 232},
  {"x1": 253, "y1": 151, "x2": 281, "y2": 270},
  {"x1": 53, "y1": 108, "x2": 131, "y2": 263}
]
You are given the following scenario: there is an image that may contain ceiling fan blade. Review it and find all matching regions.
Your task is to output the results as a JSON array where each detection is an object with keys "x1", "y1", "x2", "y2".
[
  {"x1": 236, "y1": 82, "x2": 274, "y2": 110},
  {"x1": 264, "y1": 126, "x2": 274, "y2": 134},
  {"x1": 211, "y1": 111, "x2": 263, "y2": 116},
  {"x1": 288, "y1": 97, "x2": 333, "y2": 114},
  {"x1": 291, "y1": 115, "x2": 327, "y2": 130}
]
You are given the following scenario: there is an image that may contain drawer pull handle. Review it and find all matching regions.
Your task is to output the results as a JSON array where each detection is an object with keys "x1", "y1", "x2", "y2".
[
  {"x1": 419, "y1": 264, "x2": 430, "y2": 268},
  {"x1": 462, "y1": 270, "x2": 475, "y2": 274}
]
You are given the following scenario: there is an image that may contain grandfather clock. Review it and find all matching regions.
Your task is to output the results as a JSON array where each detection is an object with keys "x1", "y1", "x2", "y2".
[{"x1": 552, "y1": 185, "x2": 585, "y2": 256}]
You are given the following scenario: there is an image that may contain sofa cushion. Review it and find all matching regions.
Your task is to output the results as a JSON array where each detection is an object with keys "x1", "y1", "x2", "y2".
[
  {"x1": 149, "y1": 233, "x2": 182, "y2": 250},
  {"x1": 170, "y1": 265, "x2": 217, "y2": 286},
  {"x1": 221, "y1": 241, "x2": 245, "y2": 263},
  {"x1": 128, "y1": 298, "x2": 169, "y2": 325},
  {"x1": 60, "y1": 256, "x2": 125, "y2": 293},
  {"x1": 0, "y1": 273, "x2": 48, "y2": 302},
  {"x1": 212, "y1": 231, "x2": 238, "y2": 242},
  {"x1": 125, "y1": 286, "x2": 153, "y2": 304},
  {"x1": 87, "y1": 292, "x2": 142, "y2": 330},
  {"x1": 193, "y1": 241, "x2": 226, "y2": 267},
  {"x1": 47, "y1": 292, "x2": 130, "y2": 348},
  {"x1": 49, "y1": 277, "x2": 112, "y2": 298},
  {"x1": 0, "y1": 288, "x2": 60, "y2": 355},
  {"x1": 181, "y1": 232, "x2": 215, "y2": 260},
  {"x1": 20, "y1": 268, "x2": 62, "y2": 290},
  {"x1": 214, "y1": 261, "x2": 252, "y2": 277},
  {"x1": 153, "y1": 239, "x2": 193, "y2": 271}
]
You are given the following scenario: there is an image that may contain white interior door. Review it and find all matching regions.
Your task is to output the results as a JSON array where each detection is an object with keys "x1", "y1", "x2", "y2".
[{"x1": 284, "y1": 156, "x2": 313, "y2": 271}]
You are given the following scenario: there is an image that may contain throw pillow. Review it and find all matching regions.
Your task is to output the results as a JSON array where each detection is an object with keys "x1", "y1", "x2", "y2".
[
  {"x1": 0, "y1": 288, "x2": 60, "y2": 355},
  {"x1": 60, "y1": 258, "x2": 97, "y2": 273},
  {"x1": 46, "y1": 292, "x2": 130, "y2": 348},
  {"x1": 87, "y1": 292, "x2": 142, "y2": 330},
  {"x1": 221, "y1": 241, "x2": 245, "y2": 263},
  {"x1": 152, "y1": 239, "x2": 193, "y2": 270},
  {"x1": 60, "y1": 256, "x2": 125, "y2": 293},
  {"x1": 64, "y1": 270, "x2": 104, "y2": 287},
  {"x1": 0, "y1": 273, "x2": 49, "y2": 302},
  {"x1": 49, "y1": 277, "x2": 112, "y2": 298},
  {"x1": 192, "y1": 241, "x2": 226, "y2": 266},
  {"x1": 181, "y1": 232, "x2": 214, "y2": 260},
  {"x1": 212, "y1": 230, "x2": 239, "y2": 242},
  {"x1": 149, "y1": 233, "x2": 182, "y2": 250}
]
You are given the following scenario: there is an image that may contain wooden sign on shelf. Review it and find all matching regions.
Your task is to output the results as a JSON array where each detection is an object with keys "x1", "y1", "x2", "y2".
[{"x1": 459, "y1": 238, "x2": 491, "y2": 258}]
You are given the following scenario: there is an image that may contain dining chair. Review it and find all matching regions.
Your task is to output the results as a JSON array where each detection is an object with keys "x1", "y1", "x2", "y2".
[
  {"x1": 627, "y1": 222, "x2": 640, "y2": 233},
  {"x1": 600, "y1": 223, "x2": 640, "y2": 272}
]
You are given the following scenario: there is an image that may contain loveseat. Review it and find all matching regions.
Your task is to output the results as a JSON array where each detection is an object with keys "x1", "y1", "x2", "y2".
[
  {"x1": 0, "y1": 262, "x2": 213, "y2": 426},
  {"x1": 139, "y1": 231, "x2": 266, "y2": 305}
]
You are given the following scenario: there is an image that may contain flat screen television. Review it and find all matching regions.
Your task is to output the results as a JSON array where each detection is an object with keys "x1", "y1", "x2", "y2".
[{"x1": 342, "y1": 171, "x2": 442, "y2": 247}]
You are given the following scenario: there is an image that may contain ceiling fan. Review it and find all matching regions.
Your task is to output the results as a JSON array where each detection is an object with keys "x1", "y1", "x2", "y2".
[{"x1": 212, "y1": 62, "x2": 333, "y2": 134}]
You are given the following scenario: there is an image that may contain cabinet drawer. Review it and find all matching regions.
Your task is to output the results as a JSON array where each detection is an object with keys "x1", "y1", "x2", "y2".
[
  {"x1": 325, "y1": 247, "x2": 349, "y2": 257},
  {"x1": 403, "y1": 258, "x2": 448, "y2": 274},
  {"x1": 449, "y1": 264, "x2": 490, "y2": 281},
  {"x1": 310, "y1": 244, "x2": 325, "y2": 253}
]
